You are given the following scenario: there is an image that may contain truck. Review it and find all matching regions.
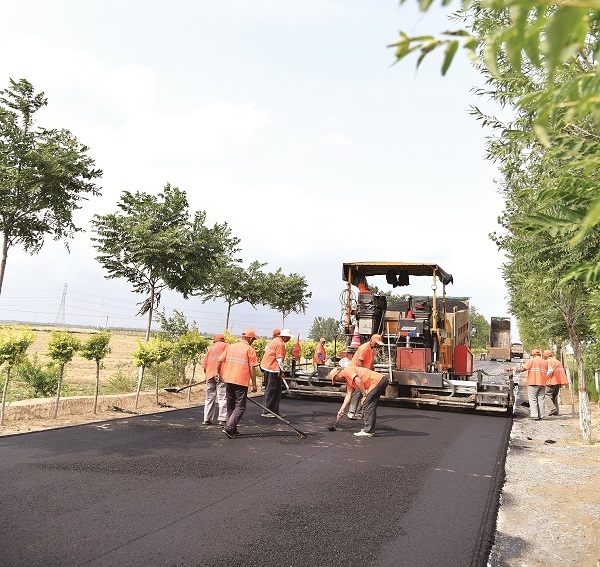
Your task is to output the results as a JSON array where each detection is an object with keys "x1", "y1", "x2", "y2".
[
  {"x1": 487, "y1": 317, "x2": 511, "y2": 361},
  {"x1": 510, "y1": 342, "x2": 524, "y2": 359},
  {"x1": 286, "y1": 262, "x2": 515, "y2": 414}
]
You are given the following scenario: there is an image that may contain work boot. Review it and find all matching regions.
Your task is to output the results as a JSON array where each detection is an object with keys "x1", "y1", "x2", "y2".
[
  {"x1": 222, "y1": 428, "x2": 235, "y2": 439},
  {"x1": 353, "y1": 430, "x2": 374, "y2": 437}
]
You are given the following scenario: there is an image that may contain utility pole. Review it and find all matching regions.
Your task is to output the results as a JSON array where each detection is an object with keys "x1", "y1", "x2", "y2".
[{"x1": 55, "y1": 284, "x2": 67, "y2": 326}]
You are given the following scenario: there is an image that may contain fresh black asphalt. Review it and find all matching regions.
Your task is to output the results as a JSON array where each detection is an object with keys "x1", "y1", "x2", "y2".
[{"x1": 0, "y1": 397, "x2": 511, "y2": 567}]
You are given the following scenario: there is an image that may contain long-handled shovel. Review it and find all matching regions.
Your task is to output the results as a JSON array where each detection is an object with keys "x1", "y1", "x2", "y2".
[
  {"x1": 246, "y1": 396, "x2": 307, "y2": 439},
  {"x1": 163, "y1": 380, "x2": 206, "y2": 393},
  {"x1": 328, "y1": 415, "x2": 342, "y2": 431}
]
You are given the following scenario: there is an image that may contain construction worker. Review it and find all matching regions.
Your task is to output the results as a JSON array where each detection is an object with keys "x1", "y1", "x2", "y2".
[
  {"x1": 543, "y1": 349, "x2": 569, "y2": 416},
  {"x1": 201, "y1": 333, "x2": 228, "y2": 426},
  {"x1": 313, "y1": 337, "x2": 327, "y2": 367},
  {"x1": 329, "y1": 366, "x2": 389, "y2": 437},
  {"x1": 347, "y1": 333, "x2": 385, "y2": 419},
  {"x1": 217, "y1": 329, "x2": 258, "y2": 438},
  {"x1": 515, "y1": 348, "x2": 548, "y2": 420},
  {"x1": 260, "y1": 328, "x2": 293, "y2": 417}
]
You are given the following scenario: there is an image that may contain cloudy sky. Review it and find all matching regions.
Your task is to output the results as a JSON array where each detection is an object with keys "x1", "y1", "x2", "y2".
[{"x1": 0, "y1": 0, "x2": 514, "y2": 339}]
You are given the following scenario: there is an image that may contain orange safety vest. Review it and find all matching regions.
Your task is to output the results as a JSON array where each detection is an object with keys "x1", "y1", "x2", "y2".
[
  {"x1": 351, "y1": 342, "x2": 375, "y2": 370},
  {"x1": 202, "y1": 341, "x2": 228, "y2": 379},
  {"x1": 219, "y1": 341, "x2": 258, "y2": 387},
  {"x1": 339, "y1": 366, "x2": 384, "y2": 392},
  {"x1": 524, "y1": 356, "x2": 548, "y2": 386},
  {"x1": 313, "y1": 343, "x2": 326, "y2": 364},
  {"x1": 546, "y1": 357, "x2": 568, "y2": 386},
  {"x1": 260, "y1": 337, "x2": 286, "y2": 372}
]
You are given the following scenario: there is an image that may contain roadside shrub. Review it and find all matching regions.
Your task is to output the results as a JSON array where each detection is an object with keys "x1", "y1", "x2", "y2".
[
  {"x1": 14, "y1": 355, "x2": 59, "y2": 398},
  {"x1": 105, "y1": 363, "x2": 136, "y2": 394}
]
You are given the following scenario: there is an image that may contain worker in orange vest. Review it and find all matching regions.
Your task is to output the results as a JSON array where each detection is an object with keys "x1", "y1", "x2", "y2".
[
  {"x1": 260, "y1": 328, "x2": 292, "y2": 417},
  {"x1": 329, "y1": 365, "x2": 389, "y2": 437},
  {"x1": 543, "y1": 349, "x2": 569, "y2": 416},
  {"x1": 313, "y1": 337, "x2": 327, "y2": 367},
  {"x1": 217, "y1": 329, "x2": 258, "y2": 438},
  {"x1": 201, "y1": 333, "x2": 228, "y2": 426},
  {"x1": 515, "y1": 348, "x2": 548, "y2": 420},
  {"x1": 346, "y1": 334, "x2": 385, "y2": 419}
]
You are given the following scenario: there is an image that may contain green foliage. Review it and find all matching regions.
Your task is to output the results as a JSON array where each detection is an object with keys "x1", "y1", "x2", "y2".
[
  {"x1": 91, "y1": 185, "x2": 240, "y2": 339},
  {"x1": 155, "y1": 309, "x2": 197, "y2": 340},
  {"x1": 47, "y1": 330, "x2": 80, "y2": 365},
  {"x1": 105, "y1": 362, "x2": 136, "y2": 394},
  {"x1": 175, "y1": 331, "x2": 210, "y2": 365},
  {"x1": 308, "y1": 317, "x2": 342, "y2": 342},
  {"x1": 253, "y1": 337, "x2": 267, "y2": 363},
  {"x1": 79, "y1": 331, "x2": 111, "y2": 363},
  {"x1": 263, "y1": 269, "x2": 312, "y2": 324},
  {"x1": 132, "y1": 337, "x2": 173, "y2": 368},
  {"x1": 394, "y1": 1, "x2": 597, "y2": 77},
  {"x1": 0, "y1": 78, "x2": 102, "y2": 293},
  {"x1": 13, "y1": 355, "x2": 59, "y2": 398},
  {"x1": 0, "y1": 325, "x2": 34, "y2": 366},
  {"x1": 202, "y1": 261, "x2": 268, "y2": 330},
  {"x1": 469, "y1": 306, "x2": 490, "y2": 350},
  {"x1": 301, "y1": 340, "x2": 316, "y2": 362},
  {"x1": 393, "y1": 2, "x2": 600, "y2": 282}
]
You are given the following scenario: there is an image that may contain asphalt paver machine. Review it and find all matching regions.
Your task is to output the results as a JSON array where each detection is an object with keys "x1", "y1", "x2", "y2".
[{"x1": 287, "y1": 262, "x2": 514, "y2": 413}]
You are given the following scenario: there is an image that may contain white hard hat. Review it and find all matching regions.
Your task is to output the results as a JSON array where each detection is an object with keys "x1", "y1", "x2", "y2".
[{"x1": 279, "y1": 328, "x2": 293, "y2": 338}]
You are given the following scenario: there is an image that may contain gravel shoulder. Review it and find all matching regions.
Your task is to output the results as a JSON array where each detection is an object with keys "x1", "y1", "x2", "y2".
[{"x1": 489, "y1": 379, "x2": 600, "y2": 567}]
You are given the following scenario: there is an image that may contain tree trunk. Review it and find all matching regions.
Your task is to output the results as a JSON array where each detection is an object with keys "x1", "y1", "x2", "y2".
[
  {"x1": 53, "y1": 365, "x2": 64, "y2": 419},
  {"x1": 145, "y1": 286, "x2": 155, "y2": 342},
  {"x1": 187, "y1": 363, "x2": 197, "y2": 402},
  {"x1": 155, "y1": 366, "x2": 160, "y2": 405},
  {"x1": 135, "y1": 365, "x2": 145, "y2": 410},
  {"x1": 566, "y1": 320, "x2": 592, "y2": 444},
  {"x1": 93, "y1": 361, "x2": 100, "y2": 414},
  {"x1": 1, "y1": 366, "x2": 12, "y2": 425},
  {"x1": 0, "y1": 232, "x2": 9, "y2": 296},
  {"x1": 225, "y1": 303, "x2": 231, "y2": 331}
]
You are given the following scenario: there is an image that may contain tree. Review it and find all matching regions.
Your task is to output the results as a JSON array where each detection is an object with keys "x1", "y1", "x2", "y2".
[
  {"x1": 392, "y1": 1, "x2": 600, "y2": 280},
  {"x1": 92, "y1": 185, "x2": 240, "y2": 341},
  {"x1": 308, "y1": 317, "x2": 342, "y2": 343},
  {"x1": 469, "y1": 306, "x2": 490, "y2": 351},
  {"x1": 80, "y1": 331, "x2": 111, "y2": 414},
  {"x1": 132, "y1": 337, "x2": 173, "y2": 407},
  {"x1": 155, "y1": 308, "x2": 197, "y2": 341},
  {"x1": 392, "y1": 0, "x2": 600, "y2": 442},
  {"x1": 175, "y1": 331, "x2": 210, "y2": 401},
  {"x1": 201, "y1": 261, "x2": 268, "y2": 330},
  {"x1": 0, "y1": 78, "x2": 102, "y2": 294},
  {"x1": 264, "y1": 270, "x2": 312, "y2": 326},
  {"x1": 0, "y1": 325, "x2": 34, "y2": 425},
  {"x1": 47, "y1": 330, "x2": 80, "y2": 419}
]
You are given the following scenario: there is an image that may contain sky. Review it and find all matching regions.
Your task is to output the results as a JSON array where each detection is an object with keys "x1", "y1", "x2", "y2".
[{"x1": 0, "y1": 0, "x2": 518, "y2": 340}]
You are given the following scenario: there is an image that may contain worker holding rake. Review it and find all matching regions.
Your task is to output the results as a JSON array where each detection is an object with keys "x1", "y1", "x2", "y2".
[
  {"x1": 329, "y1": 366, "x2": 389, "y2": 437},
  {"x1": 217, "y1": 329, "x2": 259, "y2": 439}
]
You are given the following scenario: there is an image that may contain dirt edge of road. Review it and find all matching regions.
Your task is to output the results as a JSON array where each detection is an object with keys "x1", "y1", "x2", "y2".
[{"x1": 489, "y1": 387, "x2": 600, "y2": 567}]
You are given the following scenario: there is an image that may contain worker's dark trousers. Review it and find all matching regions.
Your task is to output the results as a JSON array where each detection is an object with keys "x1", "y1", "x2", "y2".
[
  {"x1": 545, "y1": 384, "x2": 561, "y2": 415},
  {"x1": 362, "y1": 376, "x2": 390, "y2": 434},
  {"x1": 262, "y1": 370, "x2": 282, "y2": 414},
  {"x1": 225, "y1": 383, "x2": 248, "y2": 433}
]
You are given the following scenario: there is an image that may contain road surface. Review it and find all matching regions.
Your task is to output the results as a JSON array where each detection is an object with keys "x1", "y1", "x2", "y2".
[{"x1": 0, "y1": 395, "x2": 511, "y2": 567}]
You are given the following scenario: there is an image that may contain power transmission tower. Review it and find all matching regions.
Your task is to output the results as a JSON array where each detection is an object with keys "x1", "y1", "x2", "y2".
[{"x1": 55, "y1": 283, "x2": 67, "y2": 325}]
